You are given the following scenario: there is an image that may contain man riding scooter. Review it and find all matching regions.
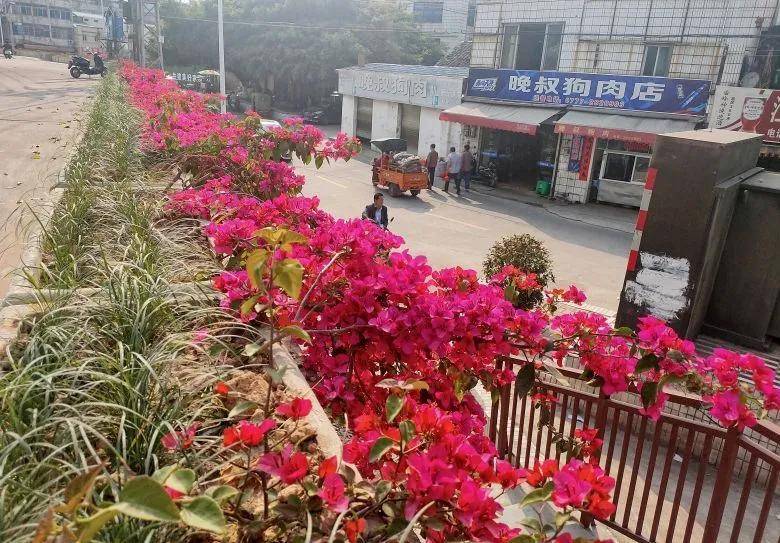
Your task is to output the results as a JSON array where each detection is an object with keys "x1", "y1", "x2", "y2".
[
  {"x1": 362, "y1": 193, "x2": 389, "y2": 229},
  {"x1": 3, "y1": 43, "x2": 13, "y2": 59}
]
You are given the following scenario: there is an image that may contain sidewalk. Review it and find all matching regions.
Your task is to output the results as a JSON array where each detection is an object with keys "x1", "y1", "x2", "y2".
[{"x1": 468, "y1": 180, "x2": 638, "y2": 234}]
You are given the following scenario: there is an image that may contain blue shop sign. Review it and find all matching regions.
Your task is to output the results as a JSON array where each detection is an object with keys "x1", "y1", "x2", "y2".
[{"x1": 467, "y1": 68, "x2": 710, "y2": 116}]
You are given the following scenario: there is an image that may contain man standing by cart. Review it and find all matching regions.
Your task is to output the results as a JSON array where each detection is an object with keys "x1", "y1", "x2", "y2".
[{"x1": 425, "y1": 144, "x2": 438, "y2": 189}]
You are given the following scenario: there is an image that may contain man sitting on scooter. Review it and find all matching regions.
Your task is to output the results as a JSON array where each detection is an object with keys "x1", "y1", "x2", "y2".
[
  {"x1": 362, "y1": 193, "x2": 389, "y2": 229},
  {"x1": 3, "y1": 43, "x2": 13, "y2": 58}
]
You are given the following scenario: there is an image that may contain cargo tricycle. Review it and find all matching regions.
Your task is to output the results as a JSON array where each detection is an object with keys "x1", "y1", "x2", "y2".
[{"x1": 371, "y1": 138, "x2": 428, "y2": 197}]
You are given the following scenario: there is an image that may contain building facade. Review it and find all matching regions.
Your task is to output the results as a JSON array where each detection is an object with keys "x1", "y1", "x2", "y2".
[
  {"x1": 338, "y1": 63, "x2": 467, "y2": 156},
  {"x1": 401, "y1": 0, "x2": 476, "y2": 52},
  {"x1": 1, "y1": 0, "x2": 127, "y2": 58},
  {"x1": 440, "y1": 0, "x2": 779, "y2": 206}
]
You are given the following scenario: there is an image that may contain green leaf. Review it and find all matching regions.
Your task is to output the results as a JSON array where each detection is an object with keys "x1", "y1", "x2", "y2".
[
  {"x1": 75, "y1": 507, "x2": 119, "y2": 542},
  {"x1": 280, "y1": 325, "x2": 312, "y2": 344},
  {"x1": 245, "y1": 249, "x2": 270, "y2": 290},
  {"x1": 636, "y1": 353, "x2": 659, "y2": 373},
  {"x1": 315, "y1": 155, "x2": 324, "y2": 169},
  {"x1": 385, "y1": 394, "x2": 404, "y2": 423},
  {"x1": 519, "y1": 517, "x2": 542, "y2": 532},
  {"x1": 375, "y1": 480, "x2": 392, "y2": 502},
  {"x1": 515, "y1": 363, "x2": 536, "y2": 398},
  {"x1": 151, "y1": 464, "x2": 178, "y2": 486},
  {"x1": 180, "y1": 496, "x2": 226, "y2": 534},
  {"x1": 256, "y1": 227, "x2": 308, "y2": 247},
  {"x1": 554, "y1": 511, "x2": 571, "y2": 530},
  {"x1": 166, "y1": 469, "x2": 196, "y2": 494},
  {"x1": 229, "y1": 400, "x2": 258, "y2": 418},
  {"x1": 239, "y1": 294, "x2": 261, "y2": 317},
  {"x1": 268, "y1": 366, "x2": 287, "y2": 384},
  {"x1": 641, "y1": 381, "x2": 659, "y2": 408},
  {"x1": 242, "y1": 342, "x2": 264, "y2": 357},
  {"x1": 369, "y1": 437, "x2": 394, "y2": 463},
  {"x1": 399, "y1": 420, "x2": 415, "y2": 445},
  {"x1": 205, "y1": 485, "x2": 239, "y2": 504},
  {"x1": 57, "y1": 464, "x2": 103, "y2": 515},
  {"x1": 508, "y1": 536, "x2": 535, "y2": 543},
  {"x1": 519, "y1": 481, "x2": 554, "y2": 509},
  {"x1": 272, "y1": 258, "x2": 304, "y2": 300},
  {"x1": 114, "y1": 476, "x2": 180, "y2": 522},
  {"x1": 614, "y1": 326, "x2": 634, "y2": 337}
]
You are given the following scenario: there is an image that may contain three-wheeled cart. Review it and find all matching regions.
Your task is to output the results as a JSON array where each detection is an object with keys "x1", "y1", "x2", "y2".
[{"x1": 371, "y1": 138, "x2": 429, "y2": 197}]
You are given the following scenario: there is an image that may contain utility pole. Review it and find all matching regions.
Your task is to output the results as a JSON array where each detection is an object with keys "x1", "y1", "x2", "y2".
[
  {"x1": 137, "y1": 0, "x2": 145, "y2": 66},
  {"x1": 217, "y1": 0, "x2": 226, "y2": 114}
]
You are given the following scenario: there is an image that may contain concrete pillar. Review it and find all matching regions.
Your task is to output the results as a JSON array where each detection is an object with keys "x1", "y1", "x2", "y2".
[
  {"x1": 370, "y1": 100, "x2": 400, "y2": 140},
  {"x1": 616, "y1": 129, "x2": 761, "y2": 336},
  {"x1": 340, "y1": 94, "x2": 356, "y2": 137}
]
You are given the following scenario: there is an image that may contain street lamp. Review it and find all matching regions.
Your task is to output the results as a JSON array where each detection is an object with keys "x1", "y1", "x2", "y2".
[{"x1": 217, "y1": 0, "x2": 226, "y2": 114}]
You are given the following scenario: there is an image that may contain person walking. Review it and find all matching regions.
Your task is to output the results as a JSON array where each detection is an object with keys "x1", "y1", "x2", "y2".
[
  {"x1": 425, "y1": 144, "x2": 438, "y2": 190},
  {"x1": 445, "y1": 146, "x2": 461, "y2": 194},
  {"x1": 459, "y1": 144, "x2": 474, "y2": 193}
]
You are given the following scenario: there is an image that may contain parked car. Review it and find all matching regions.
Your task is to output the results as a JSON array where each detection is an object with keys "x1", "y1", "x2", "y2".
[
  {"x1": 259, "y1": 120, "x2": 292, "y2": 162},
  {"x1": 303, "y1": 92, "x2": 342, "y2": 125}
]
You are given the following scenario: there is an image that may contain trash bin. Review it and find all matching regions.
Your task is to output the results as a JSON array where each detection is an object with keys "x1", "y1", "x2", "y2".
[{"x1": 536, "y1": 180, "x2": 551, "y2": 196}]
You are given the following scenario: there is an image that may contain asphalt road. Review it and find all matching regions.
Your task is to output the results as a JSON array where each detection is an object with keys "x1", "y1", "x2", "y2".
[
  {"x1": 0, "y1": 55, "x2": 96, "y2": 298},
  {"x1": 298, "y1": 148, "x2": 632, "y2": 311}
]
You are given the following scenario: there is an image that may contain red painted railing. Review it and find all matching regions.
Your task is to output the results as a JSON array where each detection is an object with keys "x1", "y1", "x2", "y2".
[{"x1": 488, "y1": 357, "x2": 780, "y2": 543}]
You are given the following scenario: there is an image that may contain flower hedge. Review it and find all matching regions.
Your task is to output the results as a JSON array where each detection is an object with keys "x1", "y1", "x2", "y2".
[{"x1": 116, "y1": 63, "x2": 779, "y2": 543}]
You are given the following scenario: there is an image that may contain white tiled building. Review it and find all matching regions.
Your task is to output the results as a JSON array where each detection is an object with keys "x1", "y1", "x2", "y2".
[
  {"x1": 401, "y1": 0, "x2": 476, "y2": 51},
  {"x1": 442, "y1": 0, "x2": 779, "y2": 206}
]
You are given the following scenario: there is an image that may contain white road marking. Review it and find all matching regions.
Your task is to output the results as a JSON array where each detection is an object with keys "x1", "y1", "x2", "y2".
[
  {"x1": 315, "y1": 174, "x2": 347, "y2": 188},
  {"x1": 427, "y1": 213, "x2": 489, "y2": 231}
]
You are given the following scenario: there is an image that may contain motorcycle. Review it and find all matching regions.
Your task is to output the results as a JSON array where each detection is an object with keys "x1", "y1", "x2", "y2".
[
  {"x1": 476, "y1": 160, "x2": 499, "y2": 188},
  {"x1": 3, "y1": 47, "x2": 12, "y2": 59},
  {"x1": 68, "y1": 55, "x2": 106, "y2": 78}
]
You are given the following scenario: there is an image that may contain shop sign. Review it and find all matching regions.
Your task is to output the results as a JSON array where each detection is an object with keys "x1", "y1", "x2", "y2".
[
  {"x1": 711, "y1": 85, "x2": 780, "y2": 143},
  {"x1": 467, "y1": 68, "x2": 710, "y2": 116},
  {"x1": 338, "y1": 69, "x2": 464, "y2": 109},
  {"x1": 568, "y1": 135, "x2": 584, "y2": 173}
]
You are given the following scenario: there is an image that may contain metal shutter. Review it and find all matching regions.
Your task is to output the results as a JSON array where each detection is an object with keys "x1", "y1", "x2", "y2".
[
  {"x1": 400, "y1": 104, "x2": 421, "y2": 155},
  {"x1": 356, "y1": 98, "x2": 373, "y2": 140}
]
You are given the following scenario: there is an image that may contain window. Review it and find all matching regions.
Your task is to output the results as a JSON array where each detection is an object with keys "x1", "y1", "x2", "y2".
[
  {"x1": 16, "y1": 4, "x2": 33, "y2": 15},
  {"x1": 33, "y1": 5, "x2": 48, "y2": 17},
  {"x1": 467, "y1": 1, "x2": 476, "y2": 27},
  {"x1": 500, "y1": 22, "x2": 563, "y2": 71},
  {"x1": 51, "y1": 26, "x2": 72, "y2": 40},
  {"x1": 12, "y1": 22, "x2": 23, "y2": 35},
  {"x1": 600, "y1": 150, "x2": 651, "y2": 184},
  {"x1": 643, "y1": 45, "x2": 672, "y2": 77},
  {"x1": 413, "y1": 2, "x2": 443, "y2": 24},
  {"x1": 50, "y1": 8, "x2": 71, "y2": 20}
]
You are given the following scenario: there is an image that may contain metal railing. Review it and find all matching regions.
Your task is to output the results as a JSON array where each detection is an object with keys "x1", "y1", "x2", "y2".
[{"x1": 488, "y1": 357, "x2": 780, "y2": 543}]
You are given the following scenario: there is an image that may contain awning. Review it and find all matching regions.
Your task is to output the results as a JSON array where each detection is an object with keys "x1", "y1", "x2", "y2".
[
  {"x1": 439, "y1": 103, "x2": 562, "y2": 136},
  {"x1": 555, "y1": 110, "x2": 699, "y2": 145}
]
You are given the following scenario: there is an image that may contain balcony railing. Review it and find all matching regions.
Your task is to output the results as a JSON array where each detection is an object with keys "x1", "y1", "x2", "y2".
[{"x1": 488, "y1": 356, "x2": 779, "y2": 543}]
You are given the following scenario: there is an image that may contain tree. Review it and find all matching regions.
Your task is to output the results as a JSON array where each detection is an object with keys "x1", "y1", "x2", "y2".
[{"x1": 160, "y1": 0, "x2": 443, "y2": 109}]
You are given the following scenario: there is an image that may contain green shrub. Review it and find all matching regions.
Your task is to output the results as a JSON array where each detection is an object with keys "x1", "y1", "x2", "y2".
[{"x1": 483, "y1": 234, "x2": 555, "y2": 309}]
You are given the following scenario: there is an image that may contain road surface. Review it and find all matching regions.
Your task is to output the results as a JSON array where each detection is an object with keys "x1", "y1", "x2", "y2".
[
  {"x1": 299, "y1": 149, "x2": 632, "y2": 311},
  {"x1": 0, "y1": 55, "x2": 96, "y2": 297}
]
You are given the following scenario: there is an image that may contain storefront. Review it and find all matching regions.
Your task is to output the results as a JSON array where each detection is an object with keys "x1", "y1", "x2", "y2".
[
  {"x1": 710, "y1": 85, "x2": 780, "y2": 171},
  {"x1": 337, "y1": 64, "x2": 467, "y2": 156},
  {"x1": 440, "y1": 68, "x2": 709, "y2": 206}
]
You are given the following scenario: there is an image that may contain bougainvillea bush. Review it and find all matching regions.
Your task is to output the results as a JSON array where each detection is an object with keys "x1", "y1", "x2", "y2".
[{"x1": 76, "y1": 63, "x2": 780, "y2": 543}]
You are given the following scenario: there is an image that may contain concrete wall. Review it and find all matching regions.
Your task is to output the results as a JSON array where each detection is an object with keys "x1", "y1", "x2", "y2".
[
  {"x1": 418, "y1": 107, "x2": 462, "y2": 156},
  {"x1": 473, "y1": 0, "x2": 776, "y2": 86},
  {"x1": 340, "y1": 94, "x2": 356, "y2": 137},
  {"x1": 401, "y1": 0, "x2": 474, "y2": 51},
  {"x1": 371, "y1": 100, "x2": 400, "y2": 140}
]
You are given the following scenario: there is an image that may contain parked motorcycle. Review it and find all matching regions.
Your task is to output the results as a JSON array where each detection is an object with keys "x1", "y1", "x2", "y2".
[
  {"x1": 476, "y1": 160, "x2": 499, "y2": 188},
  {"x1": 68, "y1": 54, "x2": 106, "y2": 78}
]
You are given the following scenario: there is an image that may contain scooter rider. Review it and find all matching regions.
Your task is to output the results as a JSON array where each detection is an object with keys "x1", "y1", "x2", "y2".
[
  {"x1": 3, "y1": 43, "x2": 13, "y2": 58},
  {"x1": 362, "y1": 193, "x2": 389, "y2": 229}
]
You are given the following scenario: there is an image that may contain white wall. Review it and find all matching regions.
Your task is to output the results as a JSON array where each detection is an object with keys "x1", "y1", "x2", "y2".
[
  {"x1": 418, "y1": 107, "x2": 462, "y2": 156},
  {"x1": 402, "y1": 0, "x2": 473, "y2": 51},
  {"x1": 340, "y1": 94, "x2": 356, "y2": 137},
  {"x1": 472, "y1": 0, "x2": 776, "y2": 86},
  {"x1": 371, "y1": 100, "x2": 400, "y2": 140}
]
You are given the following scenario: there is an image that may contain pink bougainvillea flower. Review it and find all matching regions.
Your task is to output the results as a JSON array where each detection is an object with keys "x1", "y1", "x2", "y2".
[
  {"x1": 257, "y1": 444, "x2": 309, "y2": 484},
  {"x1": 319, "y1": 473, "x2": 349, "y2": 512},
  {"x1": 276, "y1": 397, "x2": 313, "y2": 420},
  {"x1": 344, "y1": 517, "x2": 367, "y2": 543},
  {"x1": 214, "y1": 381, "x2": 230, "y2": 396},
  {"x1": 222, "y1": 419, "x2": 275, "y2": 447},
  {"x1": 164, "y1": 486, "x2": 184, "y2": 500},
  {"x1": 161, "y1": 423, "x2": 199, "y2": 451},
  {"x1": 318, "y1": 455, "x2": 339, "y2": 479},
  {"x1": 705, "y1": 389, "x2": 757, "y2": 430}
]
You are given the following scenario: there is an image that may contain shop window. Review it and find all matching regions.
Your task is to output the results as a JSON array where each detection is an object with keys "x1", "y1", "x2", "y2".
[
  {"x1": 600, "y1": 151, "x2": 651, "y2": 184},
  {"x1": 413, "y1": 2, "x2": 443, "y2": 24},
  {"x1": 642, "y1": 45, "x2": 672, "y2": 77},
  {"x1": 500, "y1": 22, "x2": 563, "y2": 71}
]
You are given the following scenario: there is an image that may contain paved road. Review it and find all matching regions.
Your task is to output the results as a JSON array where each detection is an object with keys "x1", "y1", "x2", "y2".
[
  {"x1": 298, "y1": 150, "x2": 633, "y2": 311},
  {"x1": 0, "y1": 55, "x2": 96, "y2": 297}
]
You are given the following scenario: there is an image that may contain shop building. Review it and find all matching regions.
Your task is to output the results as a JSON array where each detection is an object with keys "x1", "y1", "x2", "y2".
[
  {"x1": 439, "y1": 0, "x2": 778, "y2": 207},
  {"x1": 337, "y1": 63, "x2": 467, "y2": 156}
]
